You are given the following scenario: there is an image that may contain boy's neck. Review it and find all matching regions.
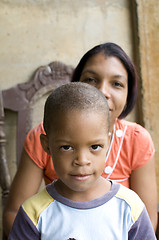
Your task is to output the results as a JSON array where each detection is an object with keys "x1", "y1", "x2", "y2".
[{"x1": 54, "y1": 177, "x2": 111, "y2": 202}]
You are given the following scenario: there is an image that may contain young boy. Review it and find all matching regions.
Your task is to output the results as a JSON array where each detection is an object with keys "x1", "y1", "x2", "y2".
[{"x1": 9, "y1": 82, "x2": 156, "y2": 239}]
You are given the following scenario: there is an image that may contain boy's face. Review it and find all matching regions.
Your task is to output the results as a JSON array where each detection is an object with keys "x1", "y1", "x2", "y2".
[{"x1": 41, "y1": 110, "x2": 109, "y2": 200}]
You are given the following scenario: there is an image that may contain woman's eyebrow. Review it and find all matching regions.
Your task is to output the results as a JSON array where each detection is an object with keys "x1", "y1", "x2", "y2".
[
  {"x1": 112, "y1": 74, "x2": 127, "y2": 80},
  {"x1": 81, "y1": 69, "x2": 97, "y2": 75},
  {"x1": 81, "y1": 70, "x2": 127, "y2": 81}
]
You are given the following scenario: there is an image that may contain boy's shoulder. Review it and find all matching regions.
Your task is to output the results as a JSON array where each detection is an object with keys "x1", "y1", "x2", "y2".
[
  {"x1": 115, "y1": 184, "x2": 144, "y2": 222},
  {"x1": 22, "y1": 187, "x2": 54, "y2": 226}
]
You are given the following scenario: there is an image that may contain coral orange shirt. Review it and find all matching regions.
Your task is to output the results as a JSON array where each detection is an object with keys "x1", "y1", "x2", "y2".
[{"x1": 24, "y1": 119, "x2": 154, "y2": 188}]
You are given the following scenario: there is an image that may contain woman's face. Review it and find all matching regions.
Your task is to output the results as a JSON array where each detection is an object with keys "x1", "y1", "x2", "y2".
[{"x1": 79, "y1": 53, "x2": 128, "y2": 131}]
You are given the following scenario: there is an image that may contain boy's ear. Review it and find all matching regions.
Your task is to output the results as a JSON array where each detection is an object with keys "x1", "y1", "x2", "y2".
[{"x1": 40, "y1": 134, "x2": 51, "y2": 155}]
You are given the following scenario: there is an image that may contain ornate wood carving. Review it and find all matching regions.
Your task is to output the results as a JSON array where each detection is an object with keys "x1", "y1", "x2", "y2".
[
  {"x1": 0, "y1": 90, "x2": 11, "y2": 206},
  {"x1": 2, "y1": 61, "x2": 74, "y2": 164}
]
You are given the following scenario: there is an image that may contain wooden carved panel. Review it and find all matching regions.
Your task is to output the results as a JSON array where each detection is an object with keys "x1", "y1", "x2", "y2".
[{"x1": 2, "y1": 61, "x2": 74, "y2": 165}]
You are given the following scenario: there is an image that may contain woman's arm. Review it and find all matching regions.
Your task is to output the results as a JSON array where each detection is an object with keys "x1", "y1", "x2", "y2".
[
  {"x1": 3, "y1": 149, "x2": 43, "y2": 237},
  {"x1": 130, "y1": 155, "x2": 158, "y2": 232}
]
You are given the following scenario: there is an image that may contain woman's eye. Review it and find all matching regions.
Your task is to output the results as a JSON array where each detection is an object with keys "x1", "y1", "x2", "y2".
[
  {"x1": 60, "y1": 145, "x2": 73, "y2": 151},
  {"x1": 114, "y1": 81, "x2": 123, "y2": 88},
  {"x1": 90, "y1": 145, "x2": 102, "y2": 151},
  {"x1": 82, "y1": 77, "x2": 96, "y2": 84}
]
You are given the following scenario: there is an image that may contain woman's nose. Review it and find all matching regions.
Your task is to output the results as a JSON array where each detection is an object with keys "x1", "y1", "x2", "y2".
[{"x1": 98, "y1": 82, "x2": 110, "y2": 99}]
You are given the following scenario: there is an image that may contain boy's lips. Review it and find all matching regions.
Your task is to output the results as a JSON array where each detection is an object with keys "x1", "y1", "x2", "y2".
[{"x1": 70, "y1": 174, "x2": 92, "y2": 181}]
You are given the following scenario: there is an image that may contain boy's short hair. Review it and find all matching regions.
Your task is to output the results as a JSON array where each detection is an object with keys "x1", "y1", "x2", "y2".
[{"x1": 43, "y1": 82, "x2": 109, "y2": 135}]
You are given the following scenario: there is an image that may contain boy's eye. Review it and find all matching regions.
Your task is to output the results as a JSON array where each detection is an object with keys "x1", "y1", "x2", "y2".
[
  {"x1": 90, "y1": 145, "x2": 102, "y2": 151},
  {"x1": 60, "y1": 145, "x2": 73, "y2": 151}
]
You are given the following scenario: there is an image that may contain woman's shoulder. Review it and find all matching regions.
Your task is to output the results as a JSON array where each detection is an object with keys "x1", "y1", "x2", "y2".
[
  {"x1": 27, "y1": 122, "x2": 45, "y2": 138},
  {"x1": 33, "y1": 122, "x2": 45, "y2": 132},
  {"x1": 115, "y1": 119, "x2": 155, "y2": 169},
  {"x1": 116, "y1": 119, "x2": 151, "y2": 136},
  {"x1": 116, "y1": 119, "x2": 154, "y2": 147}
]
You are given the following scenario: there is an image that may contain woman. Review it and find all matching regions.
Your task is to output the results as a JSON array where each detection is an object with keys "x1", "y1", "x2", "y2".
[{"x1": 3, "y1": 42, "x2": 157, "y2": 235}]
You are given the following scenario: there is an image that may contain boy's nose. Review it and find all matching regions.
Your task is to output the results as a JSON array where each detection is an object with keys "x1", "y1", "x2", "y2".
[{"x1": 73, "y1": 151, "x2": 91, "y2": 166}]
